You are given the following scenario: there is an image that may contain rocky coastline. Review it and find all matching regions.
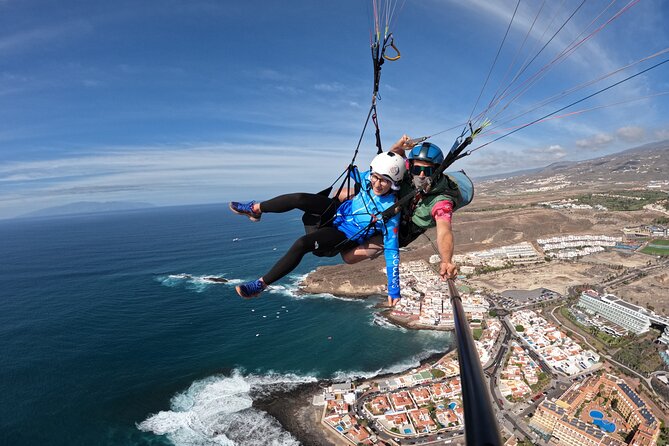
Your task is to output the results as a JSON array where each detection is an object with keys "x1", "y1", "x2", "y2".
[
  {"x1": 299, "y1": 262, "x2": 387, "y2": 298},
  {"x1": 253, "y1": 351, "x2": 451, "y2": 446},
  {"x1": 266, "y1": 258, "x2": 453, "y2": 444}
]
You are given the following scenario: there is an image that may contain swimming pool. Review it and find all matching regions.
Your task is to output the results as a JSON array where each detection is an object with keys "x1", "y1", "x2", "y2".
[
  {"x1": 590, "y1": 410, "x2": 616, "y2": 433},
  {"x1": 448, "y1": 402, "x2": 457, "y2": 410},
  {"x1": 404, "y1": 428, "x2": 412, "y2": 434},
  {"x1": 593, "y1": 419, "x2": 616, "y2": 433}
]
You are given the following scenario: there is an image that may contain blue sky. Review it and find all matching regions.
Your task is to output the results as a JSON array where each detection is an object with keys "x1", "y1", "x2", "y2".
[{"x1": 1, "y1": 0, "x2": 668, "y2": 219}]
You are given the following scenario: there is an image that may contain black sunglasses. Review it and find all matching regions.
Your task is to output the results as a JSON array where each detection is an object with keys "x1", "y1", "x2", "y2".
[{"x1": 410, "y1": 164, "x2": 435, "y2": 176}]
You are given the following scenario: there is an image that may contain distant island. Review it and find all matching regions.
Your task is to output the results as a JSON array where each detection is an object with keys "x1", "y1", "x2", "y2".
[{"x1": 22, "y1": 201, "x2": 154, "y2": 218}]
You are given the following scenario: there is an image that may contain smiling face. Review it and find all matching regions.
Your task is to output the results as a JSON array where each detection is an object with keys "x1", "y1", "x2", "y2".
[{"x1": 370, "y1": 173, "x2": 393, "y2": 195}]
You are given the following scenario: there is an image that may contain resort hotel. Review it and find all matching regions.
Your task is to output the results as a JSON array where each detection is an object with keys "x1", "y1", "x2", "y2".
[{"x1": 577, "y1": 290, "x2": 669, "y2": 335}]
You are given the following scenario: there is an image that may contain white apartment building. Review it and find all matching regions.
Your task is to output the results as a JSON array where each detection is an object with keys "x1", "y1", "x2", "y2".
[
  {"x1": 578, "y1": 291, "x2": 652, "y2": 334},
  {"x1": 660, "y1": 326, "x2": 669, "y2": 345},
  {"x1": 453, "y1": 242, "x2": 541, "y2": 267}
]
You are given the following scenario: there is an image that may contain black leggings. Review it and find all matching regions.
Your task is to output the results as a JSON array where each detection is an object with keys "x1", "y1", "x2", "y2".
[
  {"x1": 260, "y1": 192, "x2": 335, "y2": 215},
  {"x1": 259, "y1": 193, "x2": 351, "y2": 285}
]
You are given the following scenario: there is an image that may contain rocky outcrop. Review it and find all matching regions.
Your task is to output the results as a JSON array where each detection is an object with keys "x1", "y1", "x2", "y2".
[
  {"x1": 300, "y1": 261, "x2": 387, "y2": 297},
  {"x1": 204, "y1": 277, "x2": 228, "y2": 283}
]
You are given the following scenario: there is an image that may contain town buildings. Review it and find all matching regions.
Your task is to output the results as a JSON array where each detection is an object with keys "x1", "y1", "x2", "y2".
[
  {"x1": 391, "y1": 260, "x2": 489, "y2": 329},
  {"x1": 529, "y1": 373, "x2": 660, "y2": 446},
  {"x1": 499, "y1": 341, "x2": 543, "y2": 400},
  {"x1": 622, "y1": 224, "x2": 669, "y2": 239},
  {"x1": 578, "y1": 290, "x2": 669, "y2": 335},
  {"x1": 538, "y1": 198, "x2": 606, "y2": 210},
  {"x1": 509, "y1": 309, "x2": 600, "y2": 375},
  {"x1": 660, "y1": 326, "x2": 669, "y2": 345},
  {"x1": 453, "y1": 242, "x2": 542, "y2": 269},
  {"x1": 537, "y1": 234, "x2": 622, "y2": 259}
]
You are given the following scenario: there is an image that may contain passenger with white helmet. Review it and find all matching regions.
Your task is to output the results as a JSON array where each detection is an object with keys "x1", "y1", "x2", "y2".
[
  {"x1": 342, "y1": 134, "x2": 463, "y2": 281},
  {"x1": 230, "y1": 151, "x2": 406, "y2": 306}
]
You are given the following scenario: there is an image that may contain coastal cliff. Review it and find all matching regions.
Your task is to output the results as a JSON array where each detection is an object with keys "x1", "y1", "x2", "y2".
[{"x1": 300, "y1": 261, "x2": 387, "y2": 297}]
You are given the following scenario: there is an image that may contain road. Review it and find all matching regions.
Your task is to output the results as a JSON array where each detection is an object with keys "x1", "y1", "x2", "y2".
[
  {"x1": 604, "y1": 258, "x2": 669, "y2": 288},
  {"x1": 548, "y1": 303, "x2": 658, "y2": 395},
  {"x1": 481, "y1": 308, "x2": 548, "y2": 445}
]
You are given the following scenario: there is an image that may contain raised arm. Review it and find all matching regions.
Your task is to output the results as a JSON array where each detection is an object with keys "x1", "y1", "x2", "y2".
[{"x1": 389, "y1": 134, "x2": 414, "y2": 158}]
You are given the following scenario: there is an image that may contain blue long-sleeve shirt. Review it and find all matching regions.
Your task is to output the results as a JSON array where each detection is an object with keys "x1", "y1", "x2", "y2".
[{"x1": 332, "y1": 171, "x2": 401, "y2": 299}]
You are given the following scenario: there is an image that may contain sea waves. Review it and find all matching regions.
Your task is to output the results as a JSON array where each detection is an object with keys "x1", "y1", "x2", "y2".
[
  {"x1": 371, "y1": 313, "x2": 408, "y2": 332},
  {"x1": 269, "y1": 272, "x2": 378, "y2": 304},
  {"x1": 156, "y1": 273, "x2": 242, "y2": 293},
  {"x1": 139, "y1": 340, "x2": 452, "y2": 445},
  {"x1": 330, "y1": 341, "x2": 451, "y2": 381},
  {"x1": 138, "y1": 370, "x2": 316, "y2": 446},
  {"x1": 267, "y1": 273, "x2": 343, "y2": 301},
  {"x1": 157, "y1": 271, "x2": 362, "y2": 303}
]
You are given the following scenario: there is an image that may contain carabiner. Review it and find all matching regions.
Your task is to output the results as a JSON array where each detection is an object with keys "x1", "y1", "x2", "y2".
[{"x1": 383, "y1": 40, "x2": 401, "y2": 61}]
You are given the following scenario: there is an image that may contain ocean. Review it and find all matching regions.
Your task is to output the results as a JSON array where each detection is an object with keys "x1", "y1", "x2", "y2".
[{"x1": 0, "y1": 204, "x2": 453, "y2": 446}]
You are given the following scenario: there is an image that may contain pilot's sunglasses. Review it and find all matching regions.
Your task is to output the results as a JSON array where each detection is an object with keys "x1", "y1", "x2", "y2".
[{"x1": 410, "y1": 165, "x2": 435, "y2": 176}]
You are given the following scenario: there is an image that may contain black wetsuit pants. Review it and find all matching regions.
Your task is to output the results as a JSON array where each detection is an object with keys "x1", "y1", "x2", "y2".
[{"x1": 259, "y1": 193, "x2": 353, "y2": 285}]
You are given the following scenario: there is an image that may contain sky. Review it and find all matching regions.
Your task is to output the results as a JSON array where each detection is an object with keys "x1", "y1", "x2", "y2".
[{"x1": 1, "y1": 0, "x2": 668, "y2": 219}]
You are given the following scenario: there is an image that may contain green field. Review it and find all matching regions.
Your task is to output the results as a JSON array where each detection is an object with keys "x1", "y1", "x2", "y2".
[
  {"x1": 576, "y1": 191, "x2": 669, "y2": 211},
  {"x1": 641, "y1": 239, "x2": 669, "y2": 256},
  {"x1": 642, "y1": 246, "x2": 669, "y2": 256}
]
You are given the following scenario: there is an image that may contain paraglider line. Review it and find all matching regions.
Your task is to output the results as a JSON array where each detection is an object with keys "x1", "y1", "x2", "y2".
[{"x1": 470, "y1": 57, "x2": 669, "y2": 153}]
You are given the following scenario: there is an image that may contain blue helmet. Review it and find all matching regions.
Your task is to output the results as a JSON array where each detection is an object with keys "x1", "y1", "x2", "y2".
[{"x1": 408, "y1": 142, "x2": 444, "y2": 165}]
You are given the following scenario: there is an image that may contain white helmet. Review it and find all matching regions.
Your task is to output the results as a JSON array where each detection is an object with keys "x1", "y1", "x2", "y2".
[{"x1": 370, "y1": 151, "x2": 406, "y2": 185}]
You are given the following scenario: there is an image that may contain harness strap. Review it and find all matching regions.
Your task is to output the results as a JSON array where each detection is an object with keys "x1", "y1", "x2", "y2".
[{"x1": 372, "y1": 104, "x2": 383, "y2": 154}]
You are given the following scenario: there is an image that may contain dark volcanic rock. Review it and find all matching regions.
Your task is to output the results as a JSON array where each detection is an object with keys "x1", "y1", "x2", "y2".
[
  {"x1": 203, "y1": 277, "x2": 228, "y2": 283},
  {"x1": 253, "y1": 382, "x2": 336, "y2": 446}
]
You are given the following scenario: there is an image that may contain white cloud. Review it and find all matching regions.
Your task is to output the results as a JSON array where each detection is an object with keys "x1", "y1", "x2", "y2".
[
  {"x1": 616, "y1": 126, "x2": 645, "y2": 142},
  {"x1": 248, "y1": 68, "x2": 293, "y2": 82},
  {"x1": 524, "y1": 144, "x2": 566, "y2": 159},
  {"x1": 0, "y1": 142, "x2": 358, "y2": 218},
  {"x1": 0, "y1": 21, "x2": 92, "y2": 55},
  {"x1": 432, "y1": 0, "x2": 652, "y2": 124},
  {"x1": 314, "y1": 82, "x2": 346, "y2": 92},
  {"x1": 274, "y1": 85, "x2": 303, "y2": 94},
  {"x1": 439, "y1": 0, "x2": 622, "y2": 71},
  {"x1": 654, "y1": 129, "x2": 669, "y2": 140},
  {"x1": 575, "y1": 133, "x2": 614, "y2": 149},
  {"x1": 541, "y1": 144, "x2": 567, "y2": 160},
  {"x1": 462, "y1": 141, "x2": 568, "y2": 176}
]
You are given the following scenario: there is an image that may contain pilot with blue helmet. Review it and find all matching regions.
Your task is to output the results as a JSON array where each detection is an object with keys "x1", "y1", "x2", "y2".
[{"x1": 342, "y1": 135, "x2": 463, "y2": 280}]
